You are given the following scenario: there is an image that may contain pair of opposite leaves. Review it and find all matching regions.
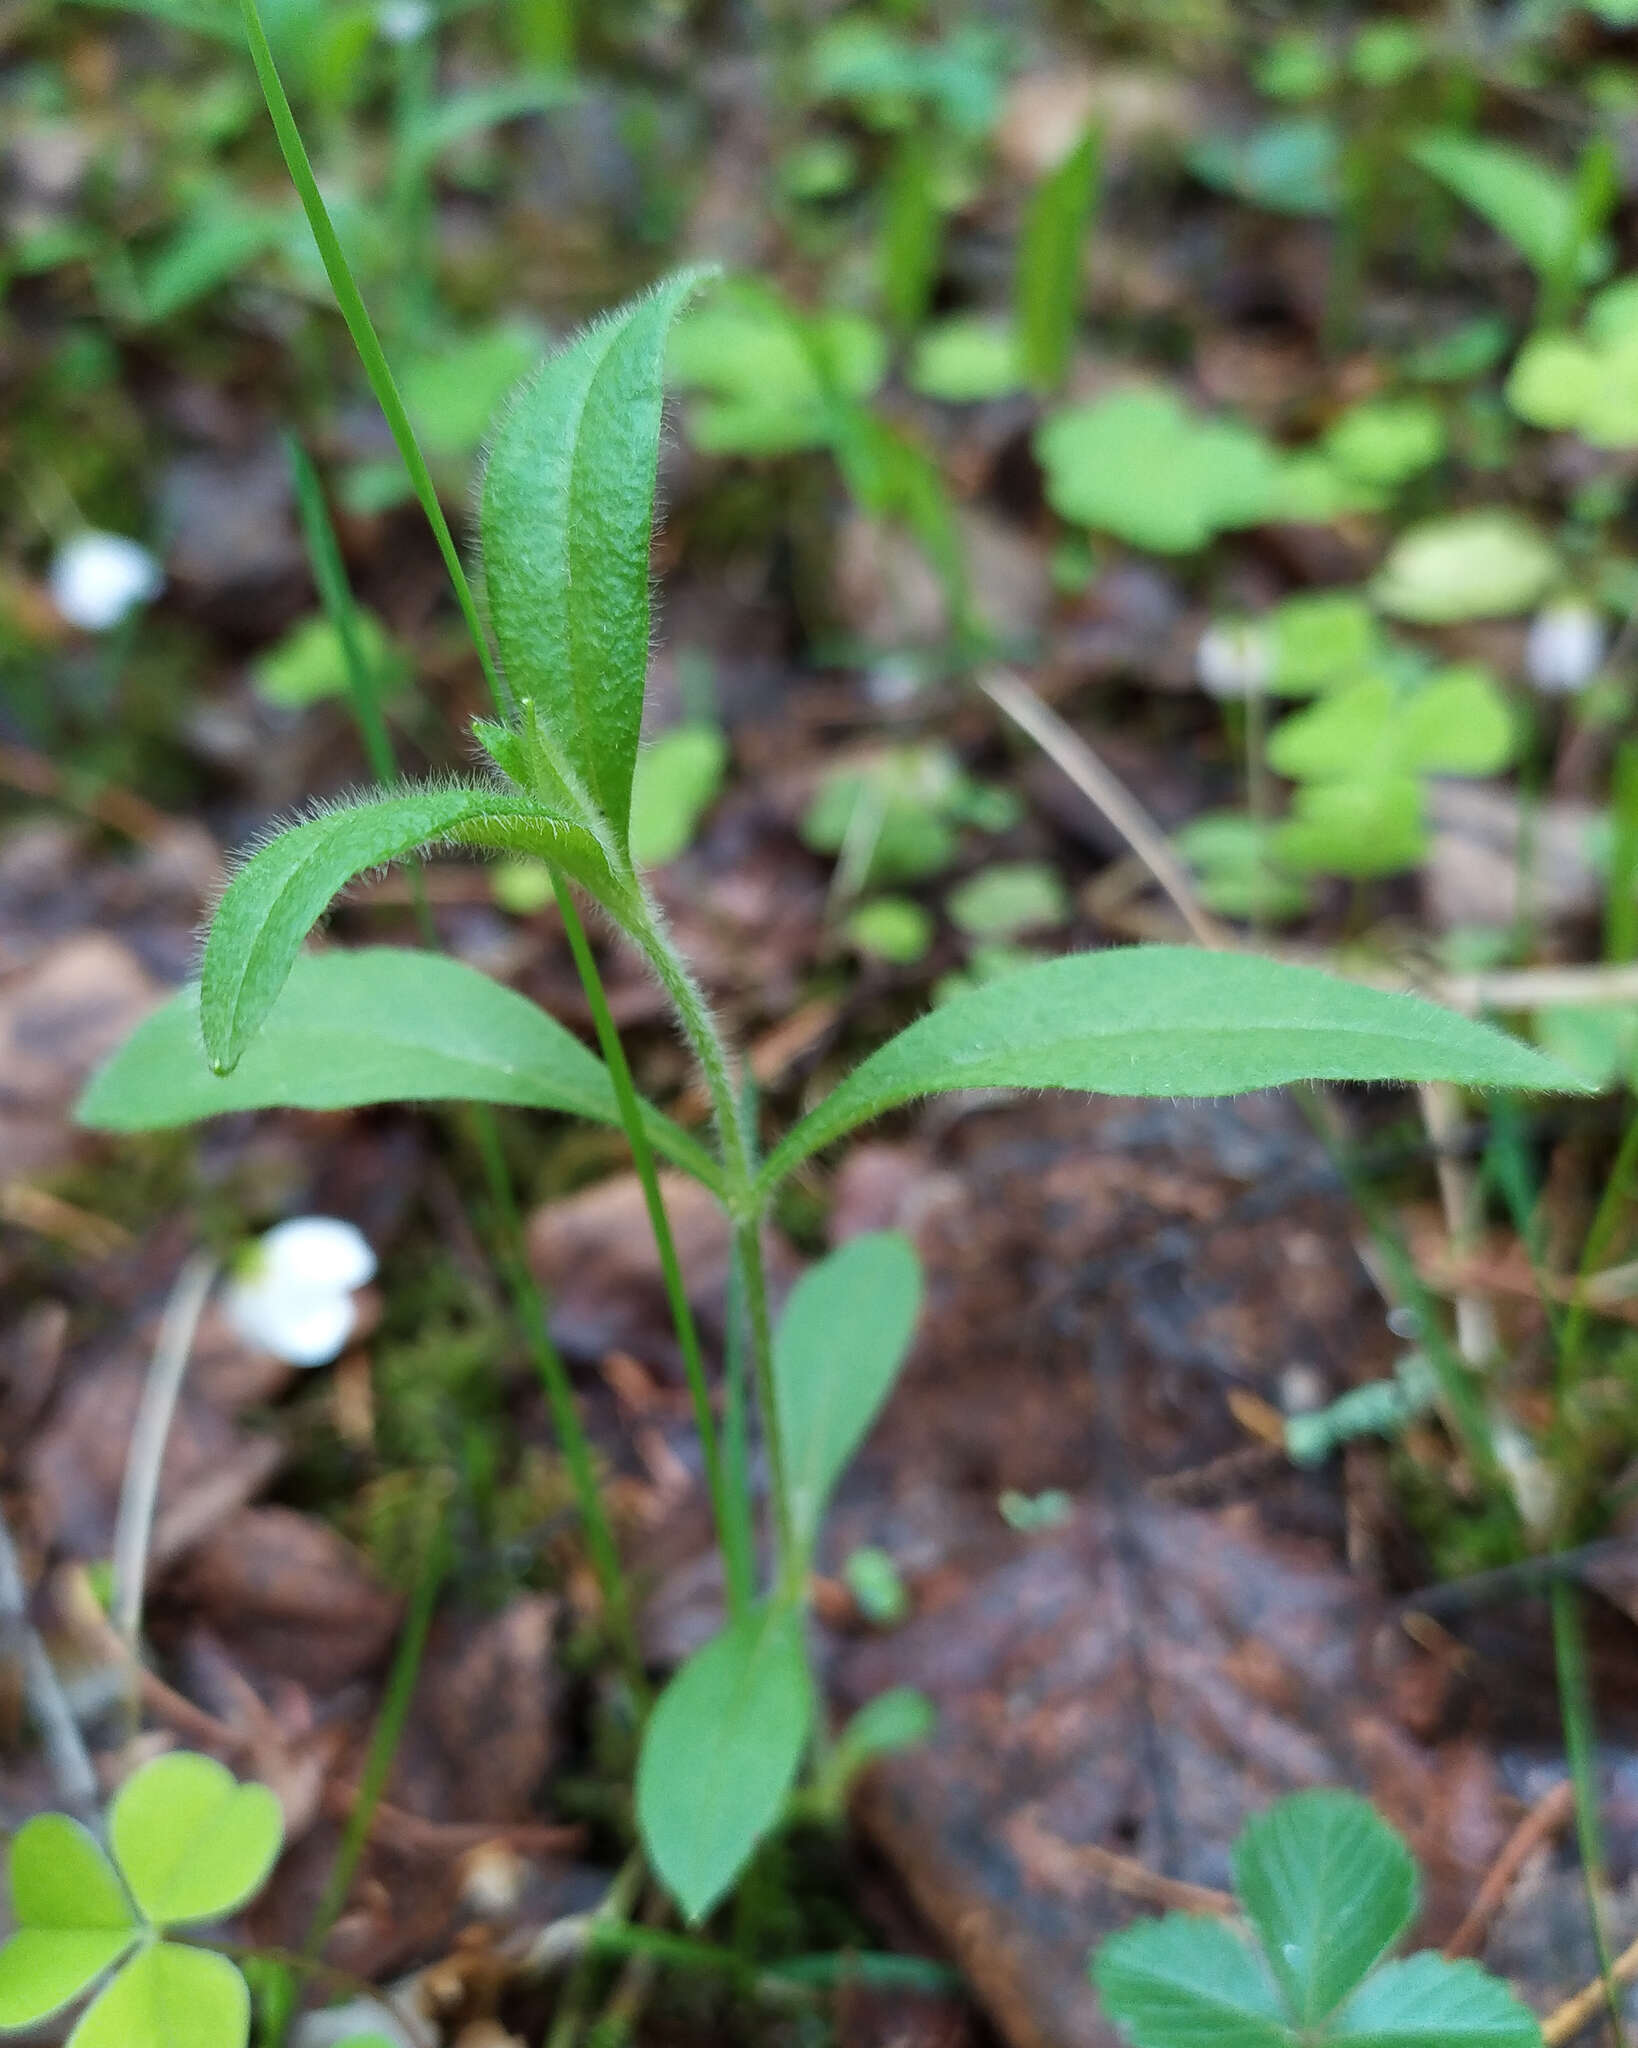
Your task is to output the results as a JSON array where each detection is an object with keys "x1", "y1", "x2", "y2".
[{"x1": 0, "y1": 1753, "x2": 295, "y2": 2048}]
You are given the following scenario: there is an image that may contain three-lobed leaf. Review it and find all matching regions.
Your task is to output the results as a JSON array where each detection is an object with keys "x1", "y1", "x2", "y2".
[
  {"x1": 108, "y1": 1752, "x2": 283, "y2": 1929},
  {"x1": 773, "y1": 1231, "x2": 923, "y2": 1558},
  {"x1": 636, "y1": 1602, "x2": 813, "y2": 1924},
  {"x1": 758, "y1": 947, "x2": 1582, "y2": 1193},
  {"x1": 0, "y1": 1818, "x2": 138, "y2": 2028},
  {"x1": 480, "y1": 268, "x2": 711, "y2": 846},
  {"x1": 198, "y1": 786, "x2": 627, "y2": 1075},
  {"x1": 76, "y1": 950, "x2": 721, "y2": 1191},
  {"x1": 1234, "y1": 1792, "x2": 1416, "y2": 2027},
  {"x1": 1093, "y1": 1914, "x2": 1294, "y2": 2048},
  {"x1": 68, "y1": 1941, "x2": 250, "y2": 2048}
]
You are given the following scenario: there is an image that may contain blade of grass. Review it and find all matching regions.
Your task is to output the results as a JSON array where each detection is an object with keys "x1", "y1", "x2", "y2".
[{"x1": 1551, "y1": 1575, "x2": 1628, "y2": 2048}]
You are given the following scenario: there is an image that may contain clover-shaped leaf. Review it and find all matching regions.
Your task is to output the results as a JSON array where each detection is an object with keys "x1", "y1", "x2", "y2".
[
  {"x1": 1093, "y1": 1791, "x2": 1543, "y2": 2048},
  {"x1": 69, "y1": 1941, "x2": 249, "y2": 2048},
  {"x1": 1371, "y1": 512, "x2": 1559, "y2": 623},
  {"x1": 109, "y1": 1752, "x2": 283, "y2": 1928},
  {"x1": 1035, "y1": 388, "x2": 1282, "y2": 553},
  {"x1": 0, "y1": 1816, "x2": 139, "y2": 2028}
]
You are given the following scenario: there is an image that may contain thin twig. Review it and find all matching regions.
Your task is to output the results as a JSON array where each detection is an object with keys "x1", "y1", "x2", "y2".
[
  {"x1": 1544, "y1": 1924, "x2": 1638, "y2": 2044},
  {"x1": 110, "y1": 1251, "x2": 217, "y2": 1654},
  {"x1": 976, "y1": 669, "x2": 1229, "y2": 951},
  {"x1": 0, "y1": 1493, "x2": 99, "y2": 1820},
  {"x1": 1445, "y1": 1780, "x2": 1575, "y2": 1958}
]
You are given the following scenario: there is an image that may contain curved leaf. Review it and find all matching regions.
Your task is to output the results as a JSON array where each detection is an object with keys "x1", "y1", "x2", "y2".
[
  {"x1": 0, "y1": 1817, "x2": 137, "y2": 2027},
  {"x1": 200, "y1": 785, "x2": 626, "y2": 1074},
  {"x1": 774, "y1": 1232, "x2": 922, "y2": 1557},
  {"x1": 480, "y1": 269, "x2": 711, "y2": 843},
  {"x1": 77, "y1": 950, "x2": 722, "y2": 1191},
  {"x1": 1329, "y1": 1950, "x2": 1543, "y2": 2046},
  {"x1": 758, "y1": 947, "x2": 1582, "y2": 1193},
  {"x1": 110, "y1": 1753, "x2": 282, "y2": 1928},
  {"x1": 636, "y1": 1602, "x2": 812, "y2": 1924},
  {"x1": 68, "y1": 1942, "x2": 250, "y2": 2048},
  {"x1": 1234, "y1": 1791, "x2": 1417, "y2": 2026}
]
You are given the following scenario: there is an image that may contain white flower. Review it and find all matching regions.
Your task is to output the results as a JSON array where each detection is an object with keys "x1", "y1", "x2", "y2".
[
  {"x1": 1196, "y1": 619, "x2": 1271, "y2": 700},
  {"x1": 222, "y1": 1217, "x2": 376, "y2": 1366},
  {"x1": 377, "y1": 0, "x2": 432, "y2": 42},
  {"x1": 49, "y1": 530, "x2": 162, "y2": 632},
  {"x1": 1526, "y1": 599, "x2": 1604, "y2": 695}
]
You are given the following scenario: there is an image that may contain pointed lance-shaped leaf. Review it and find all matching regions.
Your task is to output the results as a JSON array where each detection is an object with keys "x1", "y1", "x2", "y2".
[
  {"x1": 78, "y1": 949, "x2": 722, "y2": 1192},
  {"x1": 480, "y1": 268, "x2": 714, "y2": 847},
  {"x1": 757, "y1": 946, "x2": 1584, "y2": 1194},
  {"x1": 200, "y1": 784, "x2": 627, "y2": 1075}
]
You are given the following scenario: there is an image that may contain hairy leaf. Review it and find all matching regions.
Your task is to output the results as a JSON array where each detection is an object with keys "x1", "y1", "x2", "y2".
[
  {"x1": 77, "y1": 950, "x2": 721, "y2": 1190},
  {"x1": 0, "y1": 1818, "x2": 137, "y2": 2027},
  {"x1": 110, "y1": 1753, "x2": 282, "y2": 1928},
  {"x1": 774, "y1": 1232, "x2": 922, "y2": 1556},
  {"x1": 636, "y1": 1603, "x2": 812, "y2": 1923},
  {"x1": 1092, "y1": 1915, "x2": 1294, "y2": 2048},
  {"x1": 758, "y1": 947, "x2": 1581, "y2": 1191},
  {"x1": 199, "y1": 786, "x2": 625, "y2": 1074},
  {"x1": 480, "y1": 269, "x2": 710, "y2": 844},
  {"x1": 1235, "y1": 1792, "x2": 1417, "y2": 2026}
]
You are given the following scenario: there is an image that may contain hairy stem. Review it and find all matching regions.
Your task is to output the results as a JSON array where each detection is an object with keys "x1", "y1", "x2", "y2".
[
  {"x1": 736, "y1": 1219, "x2": 797, "y2": 1595},
  {"x1": 556, "y1": 878, "x2": 748, "y2": 1620}
]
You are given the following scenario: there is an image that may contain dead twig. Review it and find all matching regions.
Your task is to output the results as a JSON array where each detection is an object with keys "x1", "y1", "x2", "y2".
[
  {"x1": 977, "y1": 669, "x2": 1230, "y2": 951},
  {"x1": 1445, "y1": 1780, "x2": 1575, "y2": 1958},
  {"x1": 1543, "y1": 1926, "x2": 1638, "y2": 2044},
  {"x1": 1005, "y1": 1805, "x2": 1235, "y2": 1917},
  {"x1": 0, "y1": 1494, "x2": 99, "y2": 1821}
]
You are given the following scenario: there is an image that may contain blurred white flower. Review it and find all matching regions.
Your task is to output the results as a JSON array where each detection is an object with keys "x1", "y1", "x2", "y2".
[
  {"x1": 1526, "y1": 599, "x2": 1604, "y2": 695},
  {"x1": 49, "y1": 530, "x2": 161, "y2": 632},
  {"x1": 377, "y1": 0, "x2": 433, "y2": 42},
  {"x1": 223, "y1": 1217, "x2": 376, "y2": 1366},
  {"x1": 1196, "y1": 620, "x2": 1271, "y2": 700}
]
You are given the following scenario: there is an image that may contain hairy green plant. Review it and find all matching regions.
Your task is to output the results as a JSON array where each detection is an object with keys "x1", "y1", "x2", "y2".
[{"x1": 80, "y1": 221, "x2": 1581, "y2": 1927}]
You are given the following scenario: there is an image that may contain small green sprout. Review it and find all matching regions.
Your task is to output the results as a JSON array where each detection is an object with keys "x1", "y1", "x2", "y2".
[{"x1": 0, "y1": 1753, "x2": 283, "y2": 2048}]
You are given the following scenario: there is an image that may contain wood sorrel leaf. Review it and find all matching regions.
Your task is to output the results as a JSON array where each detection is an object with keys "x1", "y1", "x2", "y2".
[
  {"x1": 1092, "y1": 1914, "x2": 1294, "y2": 2048},
  {"x1": 1234, "y1": 1792, "x2": 1417, "y2": 2027},
  {"x1": 757, "y1": 947, "x2": 1583, "y2": 1193},
  {"x1": 636, "y1": 1602, "x2": 813, "y2": 1924},
  {"x1": 0, "y1": 1817, "x2": 138, "y2": 2027},
  {"x1": 199, "y1": 785, "x2": 627, "y2": 1074},
  {"x1": 68, "y1": 1942, "x2": 250, "y2": 2048},
  {"x1": 109, "y1": 1753, "x2": 282, "y2": 1928},
  {"x1": 774, "y1": 1231, "x2": 922, "y2": 1558},
  {"x1": 480, "y1": 268, "x2": 712, "y2": 847},
  {"x1": 77, "y1": 950, "x2": 722, "y2": 1191},
  {"x1": 1326, "y1": 1950, "x2": 1542, "y2": 2046}
]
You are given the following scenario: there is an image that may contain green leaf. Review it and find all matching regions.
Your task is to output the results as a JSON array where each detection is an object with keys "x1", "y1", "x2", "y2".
[
  {"x1": 252, "y1": 608, "x2": 401, "y2": 710},
  {"x1": 757, "y1": 947, "x2": 1582, "y2": 1192},
  {"x1": 1036, "y1": 389, "x2": 1281, "y2": 552},
  {"x1": 1017, "y1": 122, "x2": 1102, "y2": 393},
  {"x1": 110, "y1": 1753, "x2": 282, "y2": 1928},
  {"x1": 774, "y1": 1232, "x2": 923, "y2": 1555},
  {"x1": 630, "y1": 724, "x2": 728, "y2": 867},
  {"x1": 636, "y1": 1603, "x2": 813, "y2": 1924},
  {"x1": 68, "y1": 1942, "x2": 250, "y2": 2048},
  {"x1": 1409, "y1": 132, "x2": 1611, "y2": 284},
  {"x1": 946, "y1": 861, "x2": 1070, "y2": 940},
  {"x1": 0, "y1": 1817, "x2": 138, "y2": 2027},
  {"x1": 399, "y1": 318, "x2": 545, "y2": 463},
  {"x1": 198, "y1": 785, "x2": 625, "y2": 1074},
  {"x1": 844, "y1": 896, "x2": 935, "y2": 965},
  {"x1": 1371, "y1": 512, "x2": 1559, "y2": 624},
  {"x1": 1234, "y1": 1791, "x2": 1417, "y2": 2026},
  {"x1": 1328, "y1": 1950, "x2": 1543, "y2": 2046},
  {"x1": 670, "y1": 288, "x2": 887, "y2": 454},
  {"x1": 480, "y1": 269, "x2": 710, "y2": 844},
  {"x1": 908, "y1": 316, "x2": 1024, "y2": 403},
  {"x1": 76, "y1": 950, "x2": 720, "y2": 1189},
  {"x1": 1274, "y1": 778, "x2": 1428, "y2": 880},
  {"x1": 1092, "y1": 1914, "x2": 1294, "y2": 2048},
  {"x1": 1322, "y1": 398, "x2": 1445, "y2": 489}
]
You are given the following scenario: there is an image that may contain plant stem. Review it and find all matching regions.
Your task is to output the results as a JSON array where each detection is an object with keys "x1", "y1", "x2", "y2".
[
  {"x1": 556, "y1": 879, "x2": 746, "y2": 1619},
  {"x1": 0, "y1": 1493, "x2": 99, "y2": 1824},
  {"x1": 1551, "y1": 1576, "x2": 1628, "y2": 2048},
  {"x1": 736, "y1": 1218, "x2": 797, "y2": 1594}
]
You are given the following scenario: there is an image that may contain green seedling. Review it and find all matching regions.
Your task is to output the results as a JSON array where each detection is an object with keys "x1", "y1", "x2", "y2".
[
  {"x1": 844, "y1": 895, "x2": 936, "y2": 966},
  {"x1": 803, "y1": 743, "x2": 1019, "y2": 897},
  {"x1": 843, "y1": 1546, "x2": 911, "y2": 1625},
  {"x1": 1093, "y1": 1789, "x2": 1541, "y2": 2047},
  {"x1": 252, "y1": 608, "x2": 403, "y2": 710},
  {"x1": 669, "y1": 283, "x2": 887, "y2": 457},
  {"x1": 79, "y1": 256, "x2": 1582, "y2": 1927},
  {"x1": 803, "y1": 14, "x2": 1009, "y2": 140},
  {"x1": 1320, "y1": 395, "x2": 1445, "y2": 491},
  {"x1": 0, "y1": 1752, "x2": 282, "y2": 2048},
  {"x1": 1408, "y1": 131, "x2": 1614, "y2": 311},
  {"x1": 946, "y1": 860, "x2": 1069, "y2": 941},
  {"x1": 1189, "y1": 114, "x2": 1342, "y2": 218},
  {"x1": 1175, "y1": 813, "x2": 1311, "y2": 925},
  {"x1": 1508, "y1": 275, "x2": 1638, "y2": 447}
]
